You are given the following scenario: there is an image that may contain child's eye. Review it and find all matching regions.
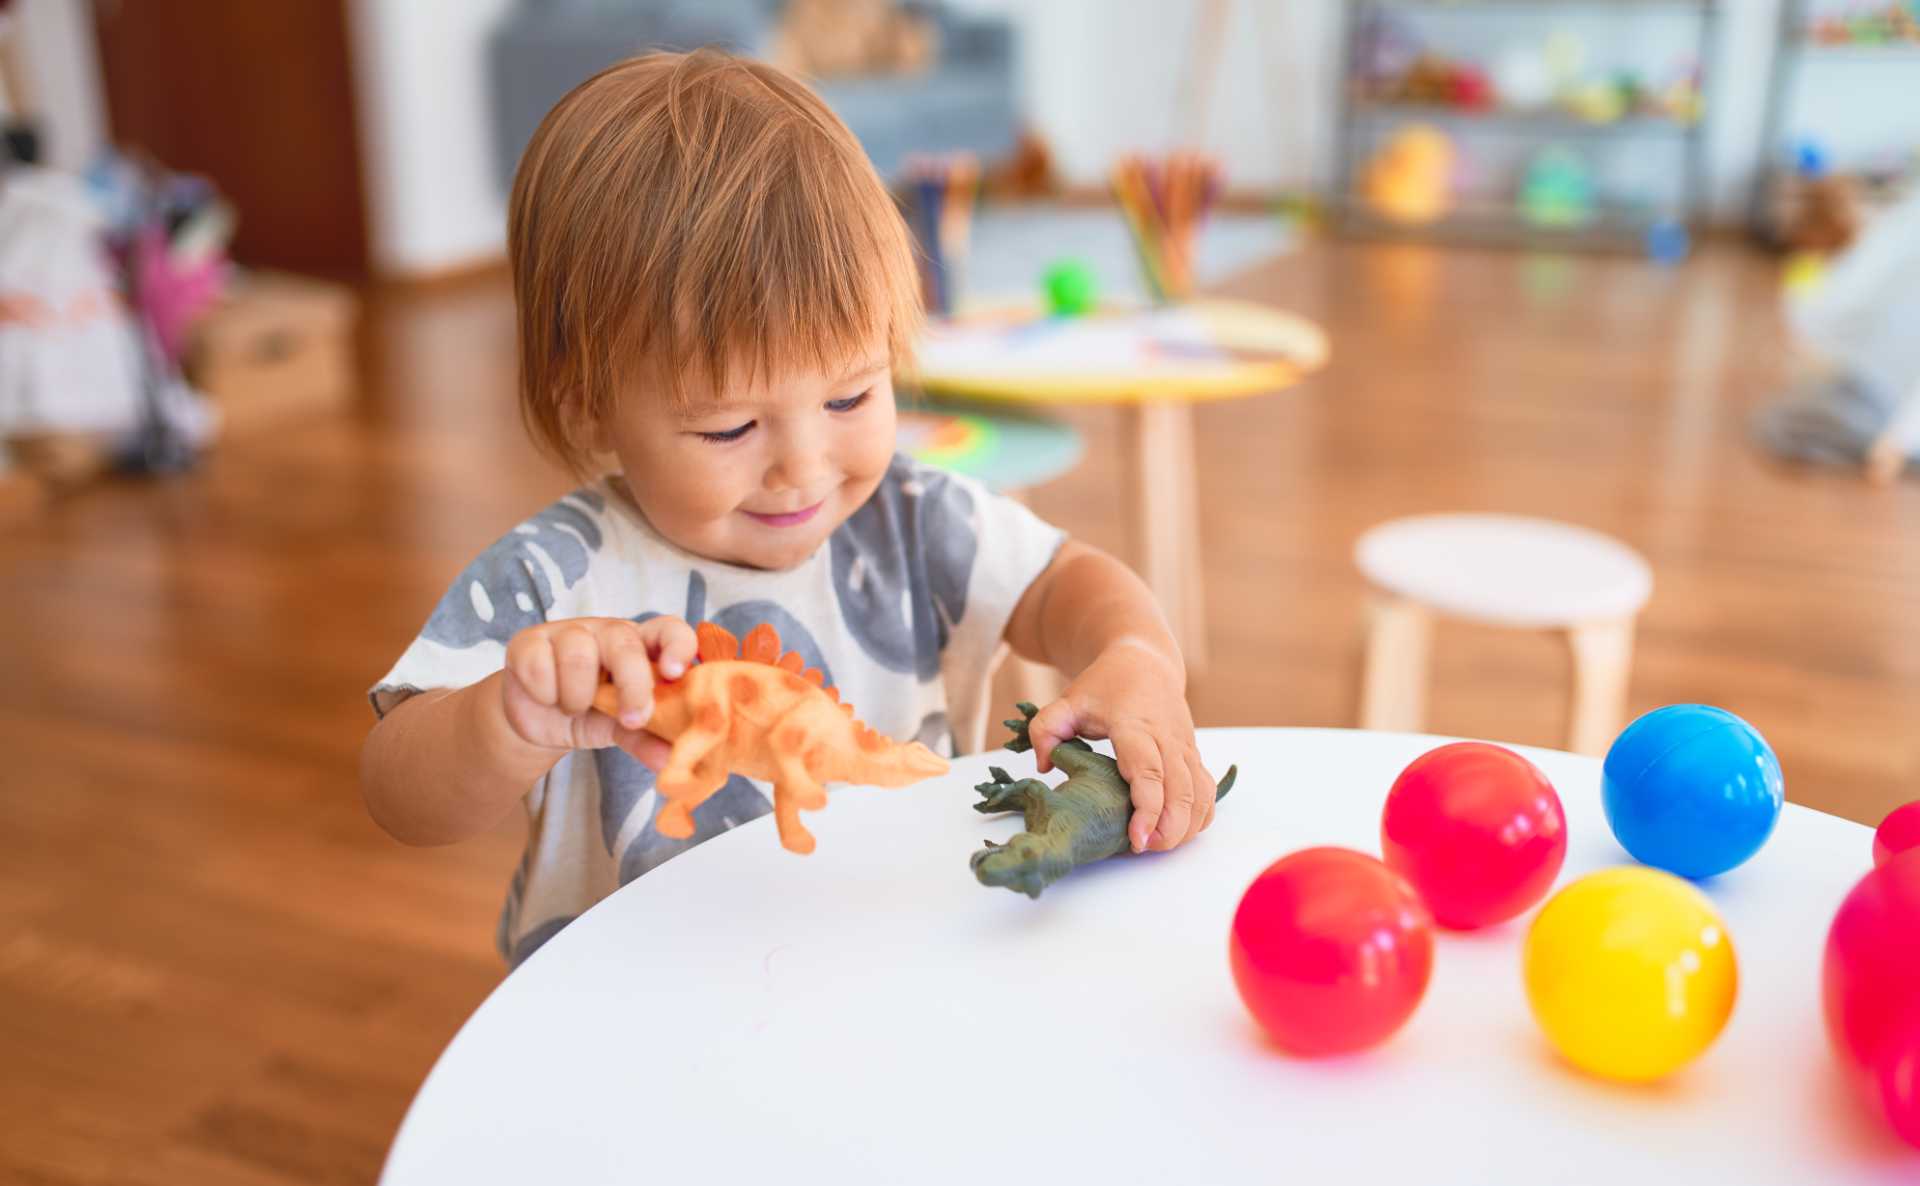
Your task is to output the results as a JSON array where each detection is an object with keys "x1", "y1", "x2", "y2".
[
  {"x1": 826, "y1": 390, "x2": 872, "y2": 414},
  {"x1": 696, "y1": 421, "x2": 755, "y2": 443}
]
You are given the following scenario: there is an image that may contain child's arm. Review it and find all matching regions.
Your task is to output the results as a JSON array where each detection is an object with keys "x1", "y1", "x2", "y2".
[
  {"x1": 1002, "y1": 540, "x2": 1214, "y2": 854},
  {"x1": 360, "y1": 617, "x2": 697, "y2": 845}
]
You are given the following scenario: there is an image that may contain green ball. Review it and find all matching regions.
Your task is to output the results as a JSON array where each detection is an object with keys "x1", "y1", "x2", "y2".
[{"x1": 1043, "y1": 258, "x2": 1099, "y2": 317}]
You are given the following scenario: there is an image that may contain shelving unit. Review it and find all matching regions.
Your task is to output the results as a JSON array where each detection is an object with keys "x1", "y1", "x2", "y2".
[
  {"x1": 1751, "y1": 0, "x2": 1920, "y2": 239},
  {"x1": 1333, "y1": 0, "x2": 1718, "y2": 252}
]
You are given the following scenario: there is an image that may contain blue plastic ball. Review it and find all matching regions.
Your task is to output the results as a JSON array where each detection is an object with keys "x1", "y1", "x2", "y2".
[{"x1": 1601, "y1": 705, "x2": 1784, "y2": 879}]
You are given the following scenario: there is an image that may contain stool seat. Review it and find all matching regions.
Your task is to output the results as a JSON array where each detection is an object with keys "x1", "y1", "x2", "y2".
[
  {"x1": 1355, "y1": 514, "x2": 1652, "y2": 628},
  {"x1": 1355, "y1": 514, "x2": 1653, "y2": 755}
]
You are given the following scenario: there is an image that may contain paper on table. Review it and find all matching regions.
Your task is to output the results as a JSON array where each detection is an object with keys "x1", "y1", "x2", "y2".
[{"x1": 918, "y1": 308, "x2": 1244, "y2": 378}]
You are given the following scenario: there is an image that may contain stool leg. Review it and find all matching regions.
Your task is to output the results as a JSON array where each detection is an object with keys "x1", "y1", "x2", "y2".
[
  {"x1": 1567, "y1": 617, "x2": 1636, "y2": 756},
  {"x1": 1360, "y1": 593, "x2": 1432, "y2": 733}
]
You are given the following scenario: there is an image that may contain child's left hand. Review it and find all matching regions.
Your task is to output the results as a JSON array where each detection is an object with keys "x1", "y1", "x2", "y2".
[{"x1": 1024, "y1": 641, "x2": 1215, "y2": 854}]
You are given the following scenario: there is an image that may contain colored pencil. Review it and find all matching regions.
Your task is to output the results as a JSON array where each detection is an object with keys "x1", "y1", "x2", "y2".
[
  {"x1": 907, "y1": 153, "x2": 979, "y2": 319},
  {"x1": 1110, "y1": 152, "x2": 1223, "y2": 305}
]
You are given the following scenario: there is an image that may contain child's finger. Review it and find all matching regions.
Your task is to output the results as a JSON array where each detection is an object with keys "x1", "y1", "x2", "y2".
[
  {"x1": 1026, "y1": 697, "x2": 1080, "y2": 774},
  {"x1": 1113, "y1": 730, "x2": 1165, "y2": 853},
  {"x1": 506, "y1": 632, "x2": 559, "y2": 706},
  {"x1": 551, "y1": 626, "x2": 602, "y2": 715},
  {"x1": 615, "y1": 728, "x2": 672, "y2": 771},
  {"x1": 644, "y1": 617, "x2": 699, "y2": 680},
  {"x1": 1184, "y1": 751, "x2": 1217, "y2": 840},
  {"x1": 597, "y1": 622, "x2": 657, "y2": 729},
  {"x1": 1150, "y1": 750, "x2": 1196, "y2": 851}
]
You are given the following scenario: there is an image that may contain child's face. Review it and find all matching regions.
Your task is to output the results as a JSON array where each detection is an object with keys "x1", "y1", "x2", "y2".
[{"x1": 604, "y1": 340, "x2": 897, "y2": 571}]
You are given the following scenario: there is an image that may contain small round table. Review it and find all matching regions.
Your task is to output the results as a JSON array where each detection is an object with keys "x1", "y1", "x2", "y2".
[
  {"x1": 380, "y1": 729, "x2": 1904, "y2": 1186},
  {"x1": 909, "y1": 298, "x2": 1330, "y2": 672}
]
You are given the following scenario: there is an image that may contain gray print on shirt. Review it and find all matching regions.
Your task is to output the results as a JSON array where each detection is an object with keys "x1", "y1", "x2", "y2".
[
  {"x1": 421, "y1": 491, "x2": 606, "y2": 648},
  {"x1": 615, "y1": 767, "x2": 772, "y2": 885},
  {"x1": 830, "y1": 456, "x2": 977, "y2": 679}
]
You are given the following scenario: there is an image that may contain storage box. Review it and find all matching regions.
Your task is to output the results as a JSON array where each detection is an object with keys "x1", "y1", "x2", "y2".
[{"x1": 188, "y1": 271, "x2": 358, "y2": 435}]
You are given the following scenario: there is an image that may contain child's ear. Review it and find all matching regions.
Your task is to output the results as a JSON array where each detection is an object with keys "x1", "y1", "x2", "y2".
[
  {"x1": 564, "y1": 396, "x2": 613, "y2": 457},
  {"x1": 585, "y1": 416, "x2": 614, "y2": 456}
]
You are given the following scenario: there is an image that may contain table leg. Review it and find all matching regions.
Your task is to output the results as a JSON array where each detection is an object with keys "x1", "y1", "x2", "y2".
[{"x1": 1128, "y1": 401, "x2": 1209, "y2": 675}]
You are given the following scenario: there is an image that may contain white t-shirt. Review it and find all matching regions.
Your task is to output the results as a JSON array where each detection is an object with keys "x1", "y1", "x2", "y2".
[{"x1": 371, "y1": 455, "x2": 1064, "y2": 965}]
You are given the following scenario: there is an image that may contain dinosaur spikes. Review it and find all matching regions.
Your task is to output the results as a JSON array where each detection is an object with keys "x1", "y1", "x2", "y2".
[
  {"x1": 801, "y1": 668, "x2": 825, "y2": 687},
  {"x1": 777, "y1": 651, "x2": 804, "y2": 673},
  {"x1": 839, "y1": 701, "x2": 854, "y2": 716},
  {"x1": 696, "y1": 622, "x2": 740, "y2": 662},
  {"x1": 740, "y1": 623, "x2": 781, "y2": 665}
]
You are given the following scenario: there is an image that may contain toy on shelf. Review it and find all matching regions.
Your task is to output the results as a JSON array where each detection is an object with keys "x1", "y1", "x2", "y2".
[
  {"x1": 1823, "y1": 850, "x2": 1920, "y2": 1148},
  {"x1": 969, "y1": 702, "x2": 1237, "y2": 898},
  {"x1": 1363, "y1": 123, "x2": 1454, "y2": 225},
  {"x1": 1109, "y1": 152, "x2": 1223, "y2": 302},
  {"x1": 906, "y1": 153, "x2": 980, "y2": 318},
  {"x1": 1230, "y1": 847, "x2": 1434, "y2": 1055},
  {"x1": 1359, "y1": 21, "x2": 1701, "y2": 126},
  {"x1": 1646, "y1": 217, "x2": 1692, "y2": 264},
  {"x1": 1381, "y1": 742, "x2": 1568, "y2": 930},
  {"x1": 1378, "y1": 51, "x2": 1496, "y2": 111},
  {"x1": 1519, "y1": 146, "x2": 1596, "y2": 229},
  {"x1": 1602, "y1": 705, "x2": 1784, "y2": 880},
  {"x1": 1772, "y1": 140, "x2": 1866, "y2": 254},
  {"x1": 1874, "y1": 801, "x2": 1920, "y2": 866},
  {"x1": 590, "y1": 622, "x2": 948, "y2": 855},
  {"x1": 1809, "y1": 2, "x2": 1920, "y2": 45},
  {"x1": 1524, "y1": 866, "x2": 1738, "y2": 1083},
  {"x1": 1564, "y1": 79, "x2": 1627, "y2": 125}
]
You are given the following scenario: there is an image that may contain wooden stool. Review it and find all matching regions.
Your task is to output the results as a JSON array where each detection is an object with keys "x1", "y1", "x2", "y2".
[{"x1": 1356, "y1": 514, "x2": 1653, "y2": 756}]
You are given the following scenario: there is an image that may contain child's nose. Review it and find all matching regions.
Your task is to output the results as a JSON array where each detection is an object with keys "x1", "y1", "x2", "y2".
[{"x1": 765, "y1": 441, "x2": 830, "y2": 493}]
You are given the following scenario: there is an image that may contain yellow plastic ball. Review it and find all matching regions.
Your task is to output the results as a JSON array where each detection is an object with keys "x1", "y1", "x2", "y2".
[{"x1": 1523, "y1": 867, "x2": 1738, "y2": 1082}]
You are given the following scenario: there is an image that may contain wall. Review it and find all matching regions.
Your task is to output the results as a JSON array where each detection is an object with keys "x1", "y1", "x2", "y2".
[
  {"x1": 11, "y1": 0, "x2": 110, "y2": 172},
  {"x1": 348, "y1": 0, "x2": 516, "y2": 277}
]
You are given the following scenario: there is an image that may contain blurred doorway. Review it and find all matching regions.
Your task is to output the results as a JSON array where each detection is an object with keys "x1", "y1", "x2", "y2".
[{"x1": 92, "y1": 0, "x2": 371, "y2": 280}]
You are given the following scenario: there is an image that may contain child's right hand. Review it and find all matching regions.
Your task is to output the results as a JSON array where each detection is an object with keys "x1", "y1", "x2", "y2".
[{"x1": 500, "y1": 616, "x2": 699, "y2": 765}]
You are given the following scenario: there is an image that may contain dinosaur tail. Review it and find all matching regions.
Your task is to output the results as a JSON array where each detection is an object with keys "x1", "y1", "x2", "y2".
[{"x1": 854, "y1": 740, "x2": 951, "y2": 787}]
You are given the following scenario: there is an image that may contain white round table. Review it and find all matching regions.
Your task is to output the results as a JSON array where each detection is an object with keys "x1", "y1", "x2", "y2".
[{"x1": 381, "y1": 729, "x2": 1911, "y2": 1185}]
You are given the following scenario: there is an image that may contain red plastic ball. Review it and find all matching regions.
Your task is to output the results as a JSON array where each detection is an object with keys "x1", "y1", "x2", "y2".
[
  {"x1": 1229, "y1": 847, "x2": 1434, "y2": 1056},
  {"x1": 1381, "y1": 742, "x2": 1569, "y2": 930},
  {"x1": 1874, "y1": 801, "x2": 1920, "y2": 868},
  {"x1": 1823, "y1": 849, "x2": 1920, "y2": 1148}
]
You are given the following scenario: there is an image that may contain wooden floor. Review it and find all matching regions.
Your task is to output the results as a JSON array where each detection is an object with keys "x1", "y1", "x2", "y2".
[{"x1": 5, "y1": 239, "x2": 1916, "y2": 1182}]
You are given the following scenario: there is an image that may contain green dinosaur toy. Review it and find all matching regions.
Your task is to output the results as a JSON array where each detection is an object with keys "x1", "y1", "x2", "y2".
[{"x1": 970, "y1": 702, "x2": 1238, "y2": 898}]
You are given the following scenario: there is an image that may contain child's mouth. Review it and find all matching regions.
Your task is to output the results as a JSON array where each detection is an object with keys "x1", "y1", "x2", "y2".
[{"x1": 742, "y1": 501, "x2": 825, "y2": 528}]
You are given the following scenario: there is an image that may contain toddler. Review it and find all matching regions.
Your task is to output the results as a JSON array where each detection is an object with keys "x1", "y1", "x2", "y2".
[{"x1": 360, "y1": 50, "x2": 1218, "y2": 965}]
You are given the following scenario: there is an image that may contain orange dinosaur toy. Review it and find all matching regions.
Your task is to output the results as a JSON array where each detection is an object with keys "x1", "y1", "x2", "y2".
[{"x1": 591, "y1": 622, "x2": 949, "y2": 854}]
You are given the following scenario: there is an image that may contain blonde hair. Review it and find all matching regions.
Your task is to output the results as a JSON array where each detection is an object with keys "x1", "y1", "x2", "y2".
[{"x1": 508, "y1": 49, "x2": 923, "y2": 472}]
